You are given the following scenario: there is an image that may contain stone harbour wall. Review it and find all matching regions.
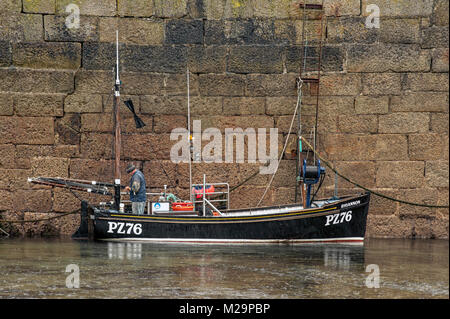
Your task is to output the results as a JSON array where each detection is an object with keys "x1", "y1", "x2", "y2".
[{"x1": 0, "y1": 0, "x2": 448, "y2": 238}]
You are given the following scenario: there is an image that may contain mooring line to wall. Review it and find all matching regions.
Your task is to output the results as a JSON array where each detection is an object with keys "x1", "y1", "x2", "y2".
[
  {"x1": 0, "y1": 210, "x2": 80, "y2": 224},
  {"x1": 227, "y1": 136, "x2": 448, "y2": 209},
  {"x1": 298, "y1": 136, "x2": 449, "y2": 209},
  {"x1": 0, "y1": 181, "x2": 86, "y2": 224}
]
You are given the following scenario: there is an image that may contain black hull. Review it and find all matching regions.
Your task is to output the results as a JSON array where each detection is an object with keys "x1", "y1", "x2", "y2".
[{"x1": 90, "y1": 193, "x2": 370, "y2": 244}]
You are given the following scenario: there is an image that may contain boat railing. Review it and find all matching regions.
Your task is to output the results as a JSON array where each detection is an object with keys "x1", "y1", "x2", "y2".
[
  {"x1": 191, "y1": 175, "x2": 229, "y2": 215},
  {"x1": 118, "y1": 179, "x2": 230, "y2": 216}
]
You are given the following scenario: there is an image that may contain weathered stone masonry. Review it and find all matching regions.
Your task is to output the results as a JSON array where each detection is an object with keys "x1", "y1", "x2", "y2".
[{"x1": 0, "y1": 0, "x2": 448, "y2": 238}]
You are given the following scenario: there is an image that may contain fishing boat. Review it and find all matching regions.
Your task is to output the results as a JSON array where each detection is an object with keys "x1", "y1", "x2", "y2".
[
  {"x1": 88, "y1": 193, "x2": 370, "y2": 244},
  {"x1": 29, "y1": 15, "x2": 371, "y2": 244}
]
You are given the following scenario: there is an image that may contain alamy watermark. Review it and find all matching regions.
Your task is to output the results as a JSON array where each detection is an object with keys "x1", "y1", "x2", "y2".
[
  {"x1": 65, "y1": 3, "x2": 80, "y2": 29},
  {"x1": 365, "y1": 4, "x2": 380, "y2": 29},
  {"x1": 65, "y1": 264, "x2": 80, "y2": 289},
  {"x1": 365, "y1": 264, "x2": 380, "y2": 288},
  {"x1": 170, "y1": 120, "x2": 279, "y2": 175}
]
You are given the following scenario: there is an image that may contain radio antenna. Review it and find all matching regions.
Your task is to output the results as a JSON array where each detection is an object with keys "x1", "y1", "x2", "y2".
[
  {"x1": 113, "y1": 30, "x2": 122, "y2": 210},
  {"x1": 115, "y1": 30, "x2": 120, "y2": 88},
  {"x1": 187, "y1": 68, "x2": 193, "y2": 203}
]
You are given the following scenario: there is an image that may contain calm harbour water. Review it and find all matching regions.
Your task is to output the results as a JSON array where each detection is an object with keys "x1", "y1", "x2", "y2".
[{"x1": 0, "y1": 237, "x2": 448, "y2": 299}]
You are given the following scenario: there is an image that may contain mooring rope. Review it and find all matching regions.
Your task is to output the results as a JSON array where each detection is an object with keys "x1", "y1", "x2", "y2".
[
  {"x1": 230, "y1": 136, "x2": 449, "y2": 209},
  {"x1": 0, "y1": 180, "x2": 95, "y2": 225},
  {"x1": 228, "y1": 80, "x2": 448, "y2": 210},
  {"x1": 299, "y1": 136, "x2": 449, "y2": 209},
  {"x1": 0, "y1": 209, "x2": 80, "y2": 224}
]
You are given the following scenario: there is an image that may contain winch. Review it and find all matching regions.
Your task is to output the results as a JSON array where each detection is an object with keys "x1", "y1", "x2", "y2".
[{"x1": 302, "y1": 159, "x2": 326, "y2": 208}]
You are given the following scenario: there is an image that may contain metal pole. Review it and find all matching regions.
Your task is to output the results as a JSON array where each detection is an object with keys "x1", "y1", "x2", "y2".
[
  {"x1": 295, "y1": 79, "x2": 303, "y2": 203},
  {"x1": 227, "y1": 183, "x2": 230, "y2": 210},
  {"x1": 113, "y1": 30, "x2": 122, "y2": 210},
  {"x1": 187, "y1": 69, "x2": 193, "y2": 204},
  {"x1": 314, "y1": 13, "x2": 325, "y2": 160},
  {"x1": 204, "y1": 198, "x2": 222, "y2": 215},
  {"x1": 203, "y1": 174, "x2": 206, "y2": 216},
  {"x1": 334, "y1": 165, "x2": 338, "y2": 199},
  {"x1": 0, "y1": 226, "x2": 9, "y2": 237},
  {"x1": 313, "y1": 126, "x2": 316, "y2": 163},
  {"x1": 116, "y1": 30, "x2": 120, "y2": 85}
]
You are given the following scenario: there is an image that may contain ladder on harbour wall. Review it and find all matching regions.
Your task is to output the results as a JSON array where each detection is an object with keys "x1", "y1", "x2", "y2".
[{"x1": 295, "y1": 1, "x2": 326, "y2": 203}]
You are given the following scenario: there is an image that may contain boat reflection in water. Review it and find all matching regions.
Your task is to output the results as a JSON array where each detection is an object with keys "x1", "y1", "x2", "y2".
[
  {"x1": 104, "y1": 242, "x2": 364, "y2": 271},
  {"x1": 103, "y1": 242, "x2": 365, "y2": 297},
  {"x1": 323, "y1": 248, "x2": 356, "y2": 271},
  {"x1": 107, "y1": 242, "x2": 143, "y2": 260},
  {"x1": 1, "y1": 238, "x2": 446, "y2": 298}
]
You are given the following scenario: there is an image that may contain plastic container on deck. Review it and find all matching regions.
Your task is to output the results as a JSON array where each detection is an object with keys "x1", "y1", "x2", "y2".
[{"x1": 171, "y1": 202, "x2": 194, "y2": 211}]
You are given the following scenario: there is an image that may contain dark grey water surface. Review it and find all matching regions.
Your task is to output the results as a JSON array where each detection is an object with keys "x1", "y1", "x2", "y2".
[{"x1": 0, "y1": 238, "x2": 448, "y2": 299}]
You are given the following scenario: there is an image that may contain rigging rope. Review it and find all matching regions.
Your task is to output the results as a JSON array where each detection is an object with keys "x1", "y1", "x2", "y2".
[
  {"x1": 232, "y1": 135, "x2": 449, "y2": 209},
  {"x1": 231, "y1": 78, "x2": 448, "y2": 209},
  {"x1": 256, "y1": 78, "x2": 304, "y2": 207},
  {"x1": 299, "y1": 136, "x2": 449, "y2": 209}
]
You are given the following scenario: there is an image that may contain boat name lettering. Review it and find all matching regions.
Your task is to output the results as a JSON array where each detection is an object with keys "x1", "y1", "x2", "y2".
[
  {"x1": 341, "y1": 200, "x2": 360, "y2": 208},
  {"x1": 325, "y1": 211, "x2": 352, "y2": 226},
  {"x1": 107, "y1": 222, "x2": 143, "y2": 235}
]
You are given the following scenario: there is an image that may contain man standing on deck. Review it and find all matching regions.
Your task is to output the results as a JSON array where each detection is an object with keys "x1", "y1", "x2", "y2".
[{"x1": 124, "y1": 163, "x2": 147, "y2": 215}]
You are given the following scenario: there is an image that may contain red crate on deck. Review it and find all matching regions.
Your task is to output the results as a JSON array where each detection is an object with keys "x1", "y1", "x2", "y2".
[{"x1": 171, "y1": 202, "x2": 194, "y2": 211}]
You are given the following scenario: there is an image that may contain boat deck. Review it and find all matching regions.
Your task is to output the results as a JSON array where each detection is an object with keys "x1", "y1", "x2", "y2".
[{"x1": 99, "y1": 197, "x2": 350, "y2": 218}]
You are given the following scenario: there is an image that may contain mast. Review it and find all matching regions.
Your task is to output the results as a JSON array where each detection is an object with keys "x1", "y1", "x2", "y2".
[
  {"x1": 187, "y1": 69, "x2": 193, "y2": 203},
  {"x1": 113, "y1": 30, "x2": 122, "y2": 210},
  {"x1": 295, "y1": 1, "x2": 325, "y2": 206}
]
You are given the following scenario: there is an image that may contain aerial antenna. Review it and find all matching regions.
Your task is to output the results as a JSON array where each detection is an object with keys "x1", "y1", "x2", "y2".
[
  {"x1": 115, "y1": 30, "x2": 120, "y2": 91},
  {"x1": 187, "y1": 68, "x2": 193, "y2": 203},
  {"x1": 113, "y1": 30, "x2": 122, "y2": 210}
]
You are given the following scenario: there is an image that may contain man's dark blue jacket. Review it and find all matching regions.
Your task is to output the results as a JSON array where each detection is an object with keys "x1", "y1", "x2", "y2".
[{"x1": 129, "y1": 170, "x2": 146, "y2": 202}]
